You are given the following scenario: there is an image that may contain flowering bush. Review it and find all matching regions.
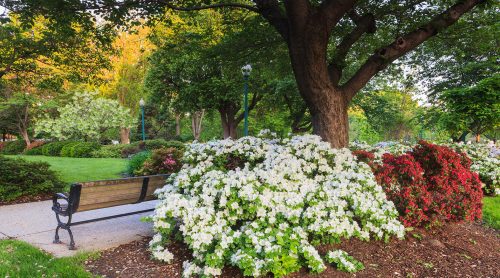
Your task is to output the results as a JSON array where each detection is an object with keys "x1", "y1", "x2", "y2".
[
  {"x1": 137, "y1": 147, "x2": 184, "y2": 175},
  {"x1": 325, "y1": 249, "x2": 364, "y2": 273},
  {"x1": 447, "y1": 142, "x2": 499, "y2": 196},
  {"x1": 350, "y1": 141, "x2": 411, "y2": 164},
  {"x1": 374, "y1": 141, "x2": 483, "y2": 227},
  {"x1": 150, "y1": 134, "x2": 404, "y2": 277}
]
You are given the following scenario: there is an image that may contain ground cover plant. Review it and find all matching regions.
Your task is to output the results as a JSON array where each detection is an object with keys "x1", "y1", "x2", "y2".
[
  {"x1": 7, "y1": 155, "x2": 127, "y2": 184},
  {"x1": 0, "y1": 155, "x2": 65, "y2": 202},
  {"x1": 150, "y1": 133, "x2": 405, "y2": 277},
  {"x1": 0, "y1": 240, "x2": 96, "y2": 277}
]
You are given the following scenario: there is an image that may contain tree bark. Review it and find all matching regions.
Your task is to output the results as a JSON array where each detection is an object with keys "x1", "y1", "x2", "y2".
[
  {"x1": 286, "y1": 12, "x2": 350, "y2": 148},
  {"x1": 19, "y1": 127, "x2": 30, "y2": 147},
  {"x1": 219, "y1": 105, "x2": 239, "y2": 139},
  {"x1": 475, "y1": 134, "x2": 481, "y2": 143},
  {"x1": 120, "y1": 127, "x2": 130, "y2": 144},
  {"x1": 191, "y1": 110, "x2": 205, "y2": 140},
  {"x1": 175, "y1": 113, "x2": 181, "y2": 136}
]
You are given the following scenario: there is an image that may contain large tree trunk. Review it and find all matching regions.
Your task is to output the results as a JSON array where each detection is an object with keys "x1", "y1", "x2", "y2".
[
  {"x1": 287, "y1": 17, "x2": 350, "y2": 148},
  {"x1": 309, "y1": 91, "x2": 349, "y2": 148},
  {"x1": 120, "y1": 128, "x2": 130, "y2": 144}
]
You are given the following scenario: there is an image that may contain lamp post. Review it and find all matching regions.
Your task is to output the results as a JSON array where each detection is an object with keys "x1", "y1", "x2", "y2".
[
  {"x1": 241, "y1": 64, "x2": 252, "y2": 136},
  {"x1": 139, "y1": 98, "x2": 146, "y2": 141}
]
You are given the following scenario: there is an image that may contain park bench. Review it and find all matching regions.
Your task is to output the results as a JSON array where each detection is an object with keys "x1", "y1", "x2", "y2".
[{"x1": 51, "y1": 174, "x2": 169, "y2": 250}]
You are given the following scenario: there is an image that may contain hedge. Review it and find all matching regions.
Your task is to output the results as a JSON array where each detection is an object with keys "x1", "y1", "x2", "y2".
[
  {"x1": 0, "y1": 140, "x2": 27, "y2": 155},
  {"x1": 0, "y1": 156, "x2": 65, "y2": 202}
]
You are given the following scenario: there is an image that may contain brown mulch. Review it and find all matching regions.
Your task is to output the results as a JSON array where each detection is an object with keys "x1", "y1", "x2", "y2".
[
  {"x1": 86, "y1": 222, "x2": 500, "y2": 278},
  {"x1": 0, "y1": 193, "x2": 52, "y2": 206}
]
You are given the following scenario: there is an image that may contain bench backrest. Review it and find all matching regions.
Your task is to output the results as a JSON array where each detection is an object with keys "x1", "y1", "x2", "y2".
[{"x1": 70, "y1": 174, "x2": 169, "y2": 212}]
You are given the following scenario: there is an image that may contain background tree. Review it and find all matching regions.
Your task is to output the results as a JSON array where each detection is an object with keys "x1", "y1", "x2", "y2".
[
  {"x1": 437, "y1": 75, "x2": 499, "y2": 142},
  {"x1": 5, "y1": 0, "x2": 491, "y2": 147},
  {"x1": 35, "y1": 92, "x2": 135, "y2": 142}
]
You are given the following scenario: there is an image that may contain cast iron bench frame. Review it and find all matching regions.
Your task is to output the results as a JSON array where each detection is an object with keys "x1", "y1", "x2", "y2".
[{"x1": 52, "y1": 174, "x2": 169, "y2": 250}]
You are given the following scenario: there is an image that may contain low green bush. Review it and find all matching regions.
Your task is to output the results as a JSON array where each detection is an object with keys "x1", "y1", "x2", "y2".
[
  {"x1": 60, "y1": 142, "x2": 81, "y2": 157},
  {"x1": 127, "y1": 151, "x2": 151, "y2": 175},
  {"x1": 0, "y1": 156, "x2": 65, "y2": 202},
  {"x1": 40, "y1": 141, "x2": 74, "y2": 156},
  {"x1": 90, "y1": 144, "x2": 125, "y2": 158},
  {"x1": 60, "y1": 142, "x2": 101, "y2": 158},
  {"x1": 0, "y1": 140, "x2": 27, "y2": 155},
  {"x1": 122, "y1": 140, "x2": 185, "y2": 157}
]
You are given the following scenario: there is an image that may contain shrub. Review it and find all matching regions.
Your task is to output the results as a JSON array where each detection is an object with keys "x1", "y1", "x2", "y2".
[
  {"x1": 40, "y1": 141, "x2": 75, "y2": 156},
  {"x1": 0, "y1": 140, "x2": 27, "y2": 155},
  {"x1": 0, "y1": 156, "x2": 65, "y2": 202},
  {"x1": 150, "y1": 135, "x2": 404, "y2": 277},
  {"x1": 447, "y1": 142, "x2": 499, "y2": 196},
  {"x1": 127, "y1": 151, "x2": 152, "y2": 175},
  {"x1": 23, "y1": 141, "x2": 46, "y2": 155},
  {"x1": 375, "y1": 141, "x2": 483, "y2": 227},
  {"x1": 90, "y1": 144, "x2": 126, "y2": 158},
  {"x1": 60, "y1": 142, "x2": 82, "y2": 157},
  {"x1": 137, "y1": 147, "x2": 183, "y2": 175},
  {"x1": 72, "y1": 142, "x2": 101, "y2": 158},
  {"x1": 121, "y1": 140, "x2": 185, "y2": 158}
]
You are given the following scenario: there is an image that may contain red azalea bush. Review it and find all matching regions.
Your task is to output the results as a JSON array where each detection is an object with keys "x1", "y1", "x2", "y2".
[
  {"x1": 352, "y1": 150, "x2": 376, "y2": 169},
  {"x1": 375, "y1": 153, "x2": 432, "y2": 227},
  {"x1": 363, "y1": 141, "x2": 483, "y2": 227}
]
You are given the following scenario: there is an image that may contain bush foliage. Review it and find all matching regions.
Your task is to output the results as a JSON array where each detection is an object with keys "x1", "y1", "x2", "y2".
[
  {"x1": 150, "y1": 134, "x2": 404, "y2": 277},
  {"x1": 0, "y1": 156, "x2": 65, "y2": 202},
  {"x1": 0, "y1": 140, "x2": 27, "y2": 155},
  {"x1": 137, "y1": 147, "x2": 183, "y2": 175},
  {"x1": 355, "y1": 141, "x2": 483, "y2": 227},
  {"x1": 127, "y1": 151, "x2": 152, "y2": 175}
]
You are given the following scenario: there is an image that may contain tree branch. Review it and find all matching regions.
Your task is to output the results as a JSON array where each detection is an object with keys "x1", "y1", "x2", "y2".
[
  {"x1": 341, "y1": 0, "x2": 484, "y2": 101},
  {"x1": 328, "y1": 10, "x2": 376, "y2": 85},
  {"x1": 318, "y1": 0, "x2": 358, "y2": 31},
  {"x1": 162, "y1": 1, "x2": 259, "y2": 12}
]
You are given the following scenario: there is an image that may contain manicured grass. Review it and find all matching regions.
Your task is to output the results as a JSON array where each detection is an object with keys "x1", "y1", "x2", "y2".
[
  {"x1": 483, "y1": 196, "x2": 499, "y2": 230},
  {"x1": 6, "y1": 155, "x2": 127, "y2": 184},
  {"x1": 0, "y1": 239, "x2": 96, "y2": 277}
]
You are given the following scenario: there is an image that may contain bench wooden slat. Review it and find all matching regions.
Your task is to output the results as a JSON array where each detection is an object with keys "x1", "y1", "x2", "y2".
[{"x1": 74, "y1": 174, "x2": 168, "y2": 212}]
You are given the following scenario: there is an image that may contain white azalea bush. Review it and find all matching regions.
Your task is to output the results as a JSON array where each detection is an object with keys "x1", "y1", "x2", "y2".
[
  {"x1": 447, "y1": 142, "x2": 500, "y2": 195},
  {"x1": 350, "y1": 141, "x2": 412, "y2": 163},
  {"x1": 325, "y1": 249, "x2": 365, "y2": 273},
  {"x1": 149, "y1": 134, "x2": 405, "y2": 277}
]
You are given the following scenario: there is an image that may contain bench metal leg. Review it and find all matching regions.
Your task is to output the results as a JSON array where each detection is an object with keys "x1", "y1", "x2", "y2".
[
  {"x1": 53, "y1": 210, "x2": 76, "y2": 250},
  {"x1": 53, "y1": 226, "x2": 61, "y2": 244}
]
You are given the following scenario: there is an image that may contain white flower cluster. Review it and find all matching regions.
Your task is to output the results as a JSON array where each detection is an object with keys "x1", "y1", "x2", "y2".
[
  {"x1": 350, "y1": 141, "x2": 412, "y2": 163},
  {"x1": 447, "y1": 142, "x2": 500, "y2": 195},
  {"x1": 325, "y1": 249, "x2": 364, "y2": 273},
  {"x1": 150, "y1": 135, "x2": 404, "y2": 277}
]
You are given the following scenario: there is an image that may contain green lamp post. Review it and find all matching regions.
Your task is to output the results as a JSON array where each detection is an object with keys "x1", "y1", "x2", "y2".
[{"x1": 139, "y1": 98, "x2": 146, "y2": 141}]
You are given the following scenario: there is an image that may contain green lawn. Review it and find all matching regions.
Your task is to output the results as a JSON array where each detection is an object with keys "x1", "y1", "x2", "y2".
[
  {"x1": 0, "y1": 240, "x2": 97, "y2": 278},
  {"x1": 6, "y1": 155, "x2": 127, "y2": 184},
  {"x1": 483, "y1": 196, "x2": 499, "y2": 230}
]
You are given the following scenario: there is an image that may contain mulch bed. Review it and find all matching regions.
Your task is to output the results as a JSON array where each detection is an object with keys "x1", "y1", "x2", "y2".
[
  {"x1": 86, "y1": 222, "x2": 499, "y2": 278},
  {"x1": 0, "y1": 193, "x2": 52, "y2": 206}
]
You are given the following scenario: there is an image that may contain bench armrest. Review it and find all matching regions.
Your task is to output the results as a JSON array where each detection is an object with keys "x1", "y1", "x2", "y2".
[{"x1": 52, "y1": 193, "x2": 69, "y2": 212}]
